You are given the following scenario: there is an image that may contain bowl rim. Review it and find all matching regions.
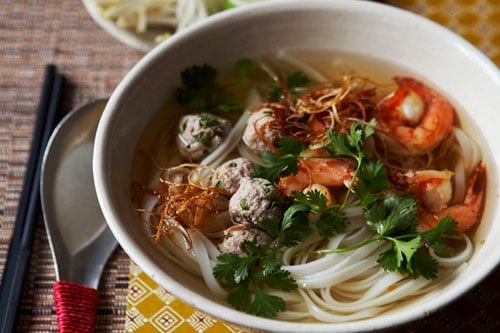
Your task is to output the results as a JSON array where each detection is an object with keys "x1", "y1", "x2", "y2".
[{"x1": 94, "y1": 0, "x2": 500, "y2": 331}]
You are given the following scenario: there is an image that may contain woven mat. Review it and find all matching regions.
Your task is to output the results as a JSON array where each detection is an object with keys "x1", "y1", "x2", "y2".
[{"x1": 0, "y1": 1, "x2": 499, "y2": 333}]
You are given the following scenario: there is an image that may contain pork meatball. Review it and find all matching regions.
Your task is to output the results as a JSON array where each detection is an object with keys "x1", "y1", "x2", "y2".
[
  {"x1": 218, "y1": 226, "x2": 272, "y2": 257},
  {"x1": 215, "y1": 157, "x2": 255, "y2": 194},
  {"x1": 177, "y1": 113, "x2": 231, "y2": 161},
  {"x1": 229, "y1": 177, "x2": 282, "y2": 226},
  {"x1": 242, "y1": 107, "x2": 282, "y2": 155}
]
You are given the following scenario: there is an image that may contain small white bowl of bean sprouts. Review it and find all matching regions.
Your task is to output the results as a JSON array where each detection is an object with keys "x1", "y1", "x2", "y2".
[
  {"x1": 82, "y1": 0, "x2": 268, "y2": 52},
  {"x1": 93, "y1": 0, "x2": 500, "y2": 332}
]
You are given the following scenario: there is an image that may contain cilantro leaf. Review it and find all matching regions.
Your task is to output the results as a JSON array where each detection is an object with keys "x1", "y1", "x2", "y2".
[
  {"x1": 180, "y1": 64, "x2": 216, "y2": 89},
  {"x1": 234, "y1": 58, "x2": 260, "y2": 78},
  {"x1": 261, "y1": 217, "x2": 280, "y2": 238},
  {"x1": 293, "y1": 190, "x2": 327, "y2": 212},
  {"x1": 214, "y1": 238, "x2": 297, "y2": 318},
  {"x1": 254, "y1": 137, "x2": 303, "y2": 183},
  {"x1": 292, "y1": 190, "x2": 348, "y2": 237},
  {"x1": 347, "y1": 122, "x2": 365, "y2": 153},
  {"x1": 313, "y1": 208, "x2": 349, "y2": 238},
  {"x1": 324, "y1": 121, "x2": 376, "y2": 160},
  {"x1": 279, "y1": 203, "x2": 313, "y2": 247},
  {"x1": 324, "y1": 129, "x2": 356, "y2": 158},
  {"x1": 255, "y1": 151, "x2": 298, "y2": 183},
  {"x1": 227, "y1": 281, "x2": 251, "y2": 310},
  {"x1": 354, "y1": 160, "x2": 389, "y2": 206},
  {"x1": 260, "y1": 269, "x2": 297, "y2": 292},
  {"x1": 379, "y1": 246, "x2": 438, "y2": 279},
  {"x1": 217, "y1": 100, "x2": 241, "y2": 113},
  {"x1": 267, "y1": 71, "x2": 310, "y2": 101},
  {"x1": 213, "y1": 253, "x2": 256, "y2": 286},
  {"x1": 278, "y1": 136, "x2": 305, "y2": 155},
  {"x1": 286, "y1": 71, "x2": 310, "y2": 89},
  {"x1": 377, "y1": 244, "x2": 399, "y2": 273},
  {"x1": 247, "y1": 285, "x2": 286, "y2": 318},
  {"x1": 364, "y1": 193, "x2": 417, "y2": 236},
  {"x1": 260, "y1": 256, "x2": 281, "y2": 276},
  {"x1": 281, "y1": 203, "x2": 310, "y2": 230},
  {"x1": 213, "y1": 203, "x2": 304, "y2": 319},
  {"x1": 421, "y1": 215, "x2": 458, "y2": 256},
  {"x1": 409, "y1": 249, "x2": 439, "y2": 279},
  {"x1": 242, "y1": 241, "x2": 266, "y2": 257},
  {"x1": 176, "y1": 63, "x2": 241, "y2": 114},
  {"x1": 392, "y1": 235, "x2": 421, "y2": 272}
]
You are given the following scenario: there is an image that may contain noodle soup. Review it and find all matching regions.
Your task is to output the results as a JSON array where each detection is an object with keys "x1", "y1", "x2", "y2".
[{"x1": 130, "y1": 51, "x2": 487, "y2": 323}]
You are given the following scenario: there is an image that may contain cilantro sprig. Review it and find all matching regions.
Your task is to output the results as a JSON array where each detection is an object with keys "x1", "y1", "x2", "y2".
[
  {"x1": 293, "y1": 190, "x2": 349, "y2": 238},
  {"x1": 268, "y1": 70, "x2": 311, "y2": 101},
  {"x1": 323, "y1": 119, "x2": 388, "y2": 206},
  {"x1": 176, "y1": 64, "x2": 241, "y2": 114},
  {"x1": 213, "y1": 200, "x2": 316, "y2": 317},
  {"x1": 306, "y1": 193, "x2": 459, "y2": 279},
  {"x1": 254, "y1": 137, "x2": 304, "y2": 183}
]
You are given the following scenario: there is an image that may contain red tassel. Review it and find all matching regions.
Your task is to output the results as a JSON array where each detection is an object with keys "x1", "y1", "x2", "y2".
[{"x1": 53, "y1": 280, "x2": 99, "y2": 333}]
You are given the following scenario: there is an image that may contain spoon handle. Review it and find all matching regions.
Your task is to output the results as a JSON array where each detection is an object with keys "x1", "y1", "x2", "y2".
[{"x1": 53, "y1": 281, "x2": 99, "y2": 333}]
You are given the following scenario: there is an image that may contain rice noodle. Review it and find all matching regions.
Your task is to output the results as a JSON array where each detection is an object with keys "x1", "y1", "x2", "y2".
[
  {"x1": 430, "y1": 233, "x2": 473, "y2": 267},
  {"x1": 454, "y1": 128, "x2": 482, "y2": 174},
  {"x1": 189, "y1": 229, "x2": 228, "y2": 297}
]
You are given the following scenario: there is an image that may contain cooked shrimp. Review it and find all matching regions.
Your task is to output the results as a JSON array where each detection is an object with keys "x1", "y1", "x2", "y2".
[
  {"x1": 277, "y1": 149, "x2": 354, "y2": 196},
  {"x1": 376, "y1": 77, "x2": 454, "y2": 154},
  {"x1": 405, "y1": 169, "x2": 454, "y2": 212},
  {"x1": 419, "y1": 162, "x2": 486, "y2": 232}
]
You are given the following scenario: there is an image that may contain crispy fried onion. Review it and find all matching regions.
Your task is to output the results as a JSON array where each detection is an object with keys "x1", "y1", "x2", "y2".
[
  {"x1": 291, "y1": 75, "x2": 377, "y2": 140},
  {"x1": 135, "y1": 164, "x2": 231, "y2": 249},
  {"x1": 253, "y1": 75, "x2": 378, "y2": 149}
]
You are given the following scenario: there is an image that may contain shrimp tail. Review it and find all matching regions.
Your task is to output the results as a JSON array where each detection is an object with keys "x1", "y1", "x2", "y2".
[{"x1": 420, "y1": 162, "x2": 486, "y2": 233}]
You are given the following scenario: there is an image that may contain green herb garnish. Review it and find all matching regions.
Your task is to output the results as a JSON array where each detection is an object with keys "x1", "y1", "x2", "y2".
[
  {"x1": 254, "y1": 137, "x2": 304, "y2": 183},
  {"x1": 213, "y1": 210, "x2": 304, "y2": 317},
  {"x1": 240, "y1": 198, "x2": 250, "y2": 211},
  {"x1": 176, "y1": 64, "x2": 241, "y2": 114},
  {"x1": 268, "y1": 70, "x2": 311, "y2": 101},
  {"x1": 214, "y1": 120, "x2": 460, "y2": 319},
  {"x1": 234, "y1": 58, "x2": 260, "y2": 78}
]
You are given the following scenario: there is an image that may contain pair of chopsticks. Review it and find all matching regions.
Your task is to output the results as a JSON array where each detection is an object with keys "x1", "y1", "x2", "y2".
[{"x1": 0, "y1": 64, "x2": 66, "y2": 333}]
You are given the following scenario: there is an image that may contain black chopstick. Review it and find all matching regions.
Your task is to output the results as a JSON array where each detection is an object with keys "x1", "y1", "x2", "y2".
[{"x1": 0, "y1": 64, "x2": 65, "y2": 333}]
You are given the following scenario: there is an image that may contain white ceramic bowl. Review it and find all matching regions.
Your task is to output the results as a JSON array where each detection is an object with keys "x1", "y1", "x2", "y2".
[{"x1": 94, "y1": 1, "x2": 500, "y2": 332}]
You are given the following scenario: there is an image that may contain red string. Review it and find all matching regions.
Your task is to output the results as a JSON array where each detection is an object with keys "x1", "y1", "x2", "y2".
[{"x1": 53, "y1": 280, "x2": 99, "y2": 333}]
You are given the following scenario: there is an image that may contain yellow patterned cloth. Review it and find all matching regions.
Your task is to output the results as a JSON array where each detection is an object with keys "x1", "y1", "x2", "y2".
[
  {"x1": 126, "y1": 262, "x2": 245, "y2": 332},
  {"x1": 125, "y1": 1, "x2": 500, "y2": 332},
  {"x1": 390, "y1": 0, "x2": 500, "y2": 65}
]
